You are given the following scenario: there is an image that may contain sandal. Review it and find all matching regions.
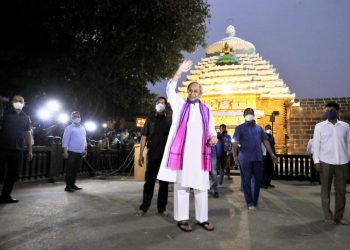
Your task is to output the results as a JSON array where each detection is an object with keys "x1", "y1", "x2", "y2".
[
  {"x1": 324, "y1": 219, "x2": 336, "y2": 225},
  {"x1": 177, "y1": 221, "x2": 192, "y2": 232},
  {"x1": 198, "y1": 221, "x2": 214, "y2": 231}
]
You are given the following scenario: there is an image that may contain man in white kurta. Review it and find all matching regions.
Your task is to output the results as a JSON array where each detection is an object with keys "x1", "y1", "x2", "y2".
[{"x1": 157, "y1": 60, "x2": 217, "y2": 232}]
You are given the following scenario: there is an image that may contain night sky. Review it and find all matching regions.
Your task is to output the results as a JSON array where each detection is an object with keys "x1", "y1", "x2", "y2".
[{"x1": 148, "y1": 0, "x2": 350, "y2": 99}]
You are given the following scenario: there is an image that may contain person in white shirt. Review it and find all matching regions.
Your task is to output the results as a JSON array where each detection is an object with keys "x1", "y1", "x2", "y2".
[
  {"x1": 306, "y1": 138, "x2": 320, "y2": 184},
  {"x1": 157, "y1": 60, "x2": 217, "y2": 232},
  {"x1": 313, "y1": 102, "x2": 350, "y2": 225}
]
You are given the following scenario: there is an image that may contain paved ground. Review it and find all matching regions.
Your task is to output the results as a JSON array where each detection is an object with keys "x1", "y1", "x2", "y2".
[{"x1": 0, "y1": 176, "x2": 349, "y2": 250}]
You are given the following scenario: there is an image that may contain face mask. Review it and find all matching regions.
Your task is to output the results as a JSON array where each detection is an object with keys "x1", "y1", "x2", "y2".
[
  {"x1": 266, "y1": 129, "x2": 272, "y2": 134},
  {"x1": 13, "y1": 102, "x2": 24, "y2": 110},
  {"x1": 155, "y1": 103, "x2": 166, "y2": 112},
  {"x1": 325, "y1": 110, "x2": 337, "y2": 120},
  {"x1": 245, "y1": 114, "x2": 254, "y2": 122},
  {"x1": 72, "y1": 118, "x2": 81, "y2": 124}
]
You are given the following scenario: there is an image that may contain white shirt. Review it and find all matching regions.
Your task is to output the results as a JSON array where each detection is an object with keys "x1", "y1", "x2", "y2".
[
  {"x1": 312, "y1": 120, "x2": 350, "y2": 164},
  {"x1": 306, "y1": 139, "x2": 313, "y2": 155}
]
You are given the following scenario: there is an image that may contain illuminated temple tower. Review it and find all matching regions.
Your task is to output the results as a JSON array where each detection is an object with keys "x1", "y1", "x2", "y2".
[{"x1": 178, "y1": 25, "x2": 296, "y2": 153}]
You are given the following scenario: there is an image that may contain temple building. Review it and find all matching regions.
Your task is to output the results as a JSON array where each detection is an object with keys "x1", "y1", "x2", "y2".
[{"x1": 178, "y1": 25, "x2": 296, "y2": 153}]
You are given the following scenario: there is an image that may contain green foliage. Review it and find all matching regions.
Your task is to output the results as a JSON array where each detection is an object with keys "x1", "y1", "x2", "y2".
[{"x1": 0, "y1": 0, "x2": 210, "y2": 120}]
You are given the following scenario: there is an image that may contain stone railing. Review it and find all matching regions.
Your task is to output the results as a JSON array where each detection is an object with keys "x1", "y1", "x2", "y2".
[
  {"x1": 275, "y1": 154, "x2": 312, "y2": 180},
  {"x1": 0, "y1": 143, "x2": 134, "y2": 182},
  {"x1": 1, "y1": 147, "x2": 312, "y2": 183}
]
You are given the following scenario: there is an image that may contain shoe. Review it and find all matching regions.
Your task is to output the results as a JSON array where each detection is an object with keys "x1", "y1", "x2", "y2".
[
  {"x1": 136, "y1": 210, "x2": 146, "y2": 216},
  {"x1": 64, "y1": 187, "x2": 75, "y2": 192},
  {"x1": 261, "y1": 185, "x2": 268, "y2": 189},
  {"x1": 335, "y1": 219, "x2": 349, "y2": 225},
  {"x1": 248, "y1": 206, "x2": 256, "y2": 211},
  {"x1": 0, "y1": 195, "x2": 19, "y2": 203},
  {"x1": 72, "y1": 185, "x2": 82, "y2": 190},
  {"x1": 158, "y1": 210, "x2": 170, "y2": 217},
  {"x1": 214, "y1": 192, "x2": 219, "y2": 198},
  {"x1": 268, "y1": 184, "x2": 275, "y2": 188}
]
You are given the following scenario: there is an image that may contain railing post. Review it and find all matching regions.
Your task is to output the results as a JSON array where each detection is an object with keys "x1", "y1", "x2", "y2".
[{"x1": 47, "y1": 137, "x2": 63, "y2": 183}]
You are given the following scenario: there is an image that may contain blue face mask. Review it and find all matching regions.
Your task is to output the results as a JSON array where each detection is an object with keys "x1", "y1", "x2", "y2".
[{"x1": 325, "y1": 110, "x2": 337, "y2": 120}]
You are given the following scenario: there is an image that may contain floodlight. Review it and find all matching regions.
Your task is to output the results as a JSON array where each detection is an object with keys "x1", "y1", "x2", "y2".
[
  {"x1": 38, "y1": 108, "x2": 53, "y2": 121},
  {"x1": 84, "y1": 121, "x2": 97, "y2": 132},
  {"x1": 57, "y1": 113, "x2": 69, "y2": 124},
  {"x1": 46, "y1": 100, "x2": 61, "y2": 112}
]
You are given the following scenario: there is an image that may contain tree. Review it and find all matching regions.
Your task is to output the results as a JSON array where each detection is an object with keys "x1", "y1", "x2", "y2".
[{"x1": 0, "y1": 0, "x2": 210, "y2": 121}]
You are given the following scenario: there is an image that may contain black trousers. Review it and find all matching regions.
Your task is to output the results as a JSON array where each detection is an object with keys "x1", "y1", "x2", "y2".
[
  {"x1": 65, "y1": 151, "x2": 83, "y2": 188},
  {"x1": 0, "y1": 149, "x2": 23, "y2": 197},
  {"x1": 263, "y1": 155, "x2": 274, "y2": 186},
  {"x1": 139, "y1": 156, "x2": 168, "y2": 213}
]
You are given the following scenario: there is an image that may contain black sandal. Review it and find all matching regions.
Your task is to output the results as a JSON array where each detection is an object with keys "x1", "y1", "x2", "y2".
[
  {"x1": 198, "y1": 221, "x2": 214, "y2": 231},
  {"x1": 177, "y1": 221, "x2": 192, "y2": 232}
]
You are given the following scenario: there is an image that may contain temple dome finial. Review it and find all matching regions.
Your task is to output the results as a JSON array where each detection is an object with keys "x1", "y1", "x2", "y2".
[
  {"x1": 206, "y1": 24, "x2": 255, "y2": 55},
  {"x1": 226, "y1": 25, "x2": 236, "y2": 37}
]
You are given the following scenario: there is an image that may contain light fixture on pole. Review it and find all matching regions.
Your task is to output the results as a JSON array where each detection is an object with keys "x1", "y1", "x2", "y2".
[{"x1": 270, "y1": 111, "x2": 280, "y2": 135}]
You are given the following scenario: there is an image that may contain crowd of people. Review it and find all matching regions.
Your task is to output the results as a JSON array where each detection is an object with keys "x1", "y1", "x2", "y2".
[{"x1": 0, "y1": 60, "x2": 349, "y2": 231}]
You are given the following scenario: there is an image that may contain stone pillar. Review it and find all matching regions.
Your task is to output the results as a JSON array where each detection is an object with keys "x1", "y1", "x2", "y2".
[
  {"x1": 48, "y1": 138, "x2": 63, "y2": 183},
  {"x1": 134, "y1": 144, "x2": 147, "y2": 181}
]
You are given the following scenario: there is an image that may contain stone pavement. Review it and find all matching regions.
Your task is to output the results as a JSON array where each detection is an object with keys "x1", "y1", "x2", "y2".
[{"x1": 0, "y1": 176, "x2": 349, "y2": 250}]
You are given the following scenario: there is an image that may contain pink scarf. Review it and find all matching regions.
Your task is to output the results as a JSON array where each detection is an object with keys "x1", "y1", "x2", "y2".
[{"x1": 167, "y1": 99, "x2": 211, "y2": 172}]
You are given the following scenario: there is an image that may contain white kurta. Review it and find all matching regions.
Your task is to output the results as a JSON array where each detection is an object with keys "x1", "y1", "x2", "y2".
[{"x1": 157, "y1": 80, "x2": 216, "y2": 191}]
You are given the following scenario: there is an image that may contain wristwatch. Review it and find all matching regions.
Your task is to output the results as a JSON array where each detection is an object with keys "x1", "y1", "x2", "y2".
[{"x1": 271, "y1": 154, "x2": 278, "y2": 159}]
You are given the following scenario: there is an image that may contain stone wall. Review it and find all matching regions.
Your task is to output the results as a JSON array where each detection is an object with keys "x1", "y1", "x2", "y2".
[
  {"x1": 256, "y1": 98, "x2": 289, "y2": 154},
  {"x1": 288, "y1": 97, "x2": 350, "y2": 154}
]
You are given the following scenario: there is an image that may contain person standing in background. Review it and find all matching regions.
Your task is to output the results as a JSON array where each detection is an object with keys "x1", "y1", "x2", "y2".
[
  {"x1": 136, "y1": 97, "x2": 171, "y2": 217},
  {"x1": 62, "y1": 111, "x2": 87, "y2": 192},
  {"x1": 0, "y1": 95, "x2": 32, "y2": 203},
  {"x1": 313, "y1": 102, "x2": 350, "y2": 225},
  {"x1": 261, "y1": 125, "x2": 276, "y2": 189}
]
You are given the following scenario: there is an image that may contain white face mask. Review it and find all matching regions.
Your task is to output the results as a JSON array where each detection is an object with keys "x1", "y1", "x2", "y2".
[
  {"x1": 72, "y1": 118, "x2": 81, "y2": 124},
  {"x1": 265, "y1": 129, "x2": 272, "y2": 134},
  {"x1": 155, "y1": 103, "x2": 166, "y2": 112},
  {"x1": 245, "y1": 114, "x2": 254, "y2": 122},
  {"x1": 13, "y1": 102, "x2": 24, "y2": 110}
]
